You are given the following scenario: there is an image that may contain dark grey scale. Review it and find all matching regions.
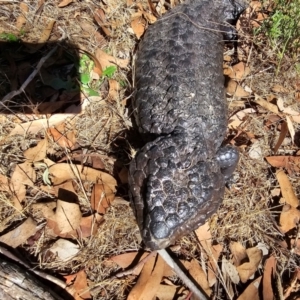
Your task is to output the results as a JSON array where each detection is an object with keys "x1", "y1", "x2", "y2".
[
  {"x1": 175, "y1": 187, "x2": 189, "y2": 201},
  {"x1": 156, "y1": 157, "x2": 168, "y2": 169},
  {"x1": 148, "y1": 177, "x2": 161, "y2": 192},
  {"x1": 187, "y1": 197, "x2": 199, "y2": 208},
  {"x1": 166, "y1": 213, "x2": 181, "y2": 229},
  {"x1": 150, "y1": 206, "x2": 166, "y2": 222},
  {"x1": 147, "y1": 159, "x2": 159, "y2": 175},
  {"x1": 151, "y1": 190, "x2": 165, "y2": 207},
  {"x1": 163, "y1": 196, "x2": 178, "y2": 214},
  {"x1": 151, "y1": 221, "x2": 170, "y2": 239},
  {"x1": 177, "y1": 202, "x2": 190, "y2": 220},
  {"x1": 162, "y1": 180, "x2": 175, "y2": 195}
]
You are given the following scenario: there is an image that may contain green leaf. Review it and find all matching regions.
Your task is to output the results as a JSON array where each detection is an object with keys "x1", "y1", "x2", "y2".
[
  {"x1": 80, "y1": 73, "x2": 90, "y2": 85},
  {"x1": 102, "y1": 65, "x2": 117, "y2": 78},
  {"x1": 83, "y1": 87, "x2": 99, "y2": 96},
  {"x1": 0, "y1": 32, "x2": 19, "y2": 42}
]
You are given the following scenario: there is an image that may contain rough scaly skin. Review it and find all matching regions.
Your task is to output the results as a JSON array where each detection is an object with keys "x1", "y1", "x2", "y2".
[{"x1": 129, "y1": 0, "x2": 246, "y2": 250}]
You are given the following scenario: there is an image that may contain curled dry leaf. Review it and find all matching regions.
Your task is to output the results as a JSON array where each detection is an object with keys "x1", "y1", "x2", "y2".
[
  {"x1": 254, "y1": 95, "x2": 279, "y2": 114},
  {"x1": 262, "y1": 256, "x2": 276, "y2": 300},
  {"x1": 95, "y1": 49, "x2": 129, "y2": 70},
  {"x1": 276, "y1": 169, "x2": 299, "y2": 207},
  {"x1": 230, "y1": 242, "x2": 247, "y2": 266},
  {"x1": 0, "y1": 217, "x2": 38, "y2": 248},
  {"x1": 224, "y1": 62, "x2": 250, "y2": 80},
  {"x1": 236, "y1": 247, "x2": 262, "y2": 283},
  {"x1": 279, "y1": 205, "x2": 300, "y2": 233},
  {"x1": 49, "y1": 239, "x2": 79, "y2": 261},
  {"x1": 24, "y1": 139, "x2": 48, "y2": 162},
  {"x1": 226, "y1": 79, "x2": 250, "y2": 97},
  {"x1": 277, "y1": 98, "x2": 300, "y2": 123}
]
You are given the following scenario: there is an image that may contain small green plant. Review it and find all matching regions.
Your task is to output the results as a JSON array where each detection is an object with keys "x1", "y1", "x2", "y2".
[
  {"x1": 79, "y1": 54, "x2": 118, "y2": 97},
  {"x1": 259, "y1": 0, "x2": 300, "y2": 73},
  {"x1": 0, "y1": 32, "x2": 19, "y2": 42}
]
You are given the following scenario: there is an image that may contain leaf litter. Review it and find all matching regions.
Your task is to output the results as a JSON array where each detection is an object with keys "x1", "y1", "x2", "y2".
[{"x1": 0, "y1": 0, "x2": 300, "y2": 299}]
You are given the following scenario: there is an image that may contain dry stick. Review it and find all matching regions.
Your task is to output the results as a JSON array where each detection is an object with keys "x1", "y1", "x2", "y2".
[{"x1": 157, "y1": 249, "x2": 208, "y2": 300}]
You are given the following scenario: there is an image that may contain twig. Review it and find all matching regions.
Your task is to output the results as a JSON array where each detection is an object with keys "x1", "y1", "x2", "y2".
[{"x1": 157, "y1": 249, "x2": 208, "y2": 300}]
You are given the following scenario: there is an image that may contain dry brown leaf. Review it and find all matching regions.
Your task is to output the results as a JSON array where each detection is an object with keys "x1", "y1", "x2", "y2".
[
  {"x1": 228, "y1": 108, "x2": 256, "y2": 129},
  {"x1": 277, "y1": 98, "x2": 300, "y2": 124},
  {"x1": 16, "y1": 3, "x2": 28, "y2": 29},
  {"x1": 110, "y1": 252, "x2": 149, "y2": 276},
  {"x1": 262, "y1": 256, "x2": 276, "y2": 300},
  {"x1": 95, "y1": 49, "x2": 129, "y2": 70},
  {"x1": 48, "y1": 127, "x2": 76, "y2": 149},
  {"x1": 72, "y1": 269, "x2": 91, "y2": 300},
  {"x1": 230, "y1": 242, "x2": 247, "y2": 266},
  {"x1": 49, "y1": 239, "x2": 79, "y2": 260},
  {"x1": 266, "y1": 156, "x2": 300, "y2": 174},
  {"x1": 108, "y1": 79, "x2": 120, "y2": 102},
  {"x1": 195, "y1": 222, "x2": 223, "y2": 286},
  {"x1": 279, "y1": 205, "x2": 300, "y2": 233},
  {"x1": 10, "y1": 162, "x2": 36, "y2": 208},
  {"x1": 31, "y1": 201, "x2": 56, "y2": 219},
  {"x1": 225, "y1": 62, "x2": 250, "y2": 80},
  {"x1": 39, "y1": 19, "x2": 56, "y2": 43},
  {"x1": 226, "y1": 79, "x2": 250, "y2": 97},
  {"x1": 58, "y1": 0, "x2": 73, "y2": 7},
  {"x1": 91, "y1": 183, "x2": 115, "y2": 214},
  {"x1": 94, "y1": 8, "x2": 111, "y2": 36},
  {"x1": 9, "y1": 114, "x2": 74, "y2": 136},
  {"x1": 0, "y1": 217, "x2": 38, "y2": 248},
  {"x1": 48, "y1": 163, "x2": 117, "y2": 190},
  {"x1": 0, "y1": 174, "x2": 10, "y2": 192},
  {"x1": 254, "y1": 95, "x2": 279, "y2": 114},
  {"x1": 237, "y1": 247, "x2": 262, "y2": 283},
  {"x1": 24, "y1": 139, "x2": 48, "y2": 162},
  {"x1": 276, "y1": 169, "x2": 299, "y2": 207},
  {"x1": 128, "y1": 254, "x2": 164, "y2": 300},
  {"x1": 55, "y1": 200, "x2": 82, "y2": 234},
  {"x1": 189, "y1": 259, "x2": 212, "y2": 296},
  {"x1": 237, "y1": 276, "x2": 261, "y2": 300},
  {"x1": 131, "y1": 16, "x2": 146, "y2": 39},
  {"x1": 272, "y1": 84, "x2": 289, "y2": 93},
  {"x1": 156, "y1": 285, "x2": 187, "y2": 300},
  {"x1": 79, "y1": 214, "x2": 103, "y2": 238}
]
